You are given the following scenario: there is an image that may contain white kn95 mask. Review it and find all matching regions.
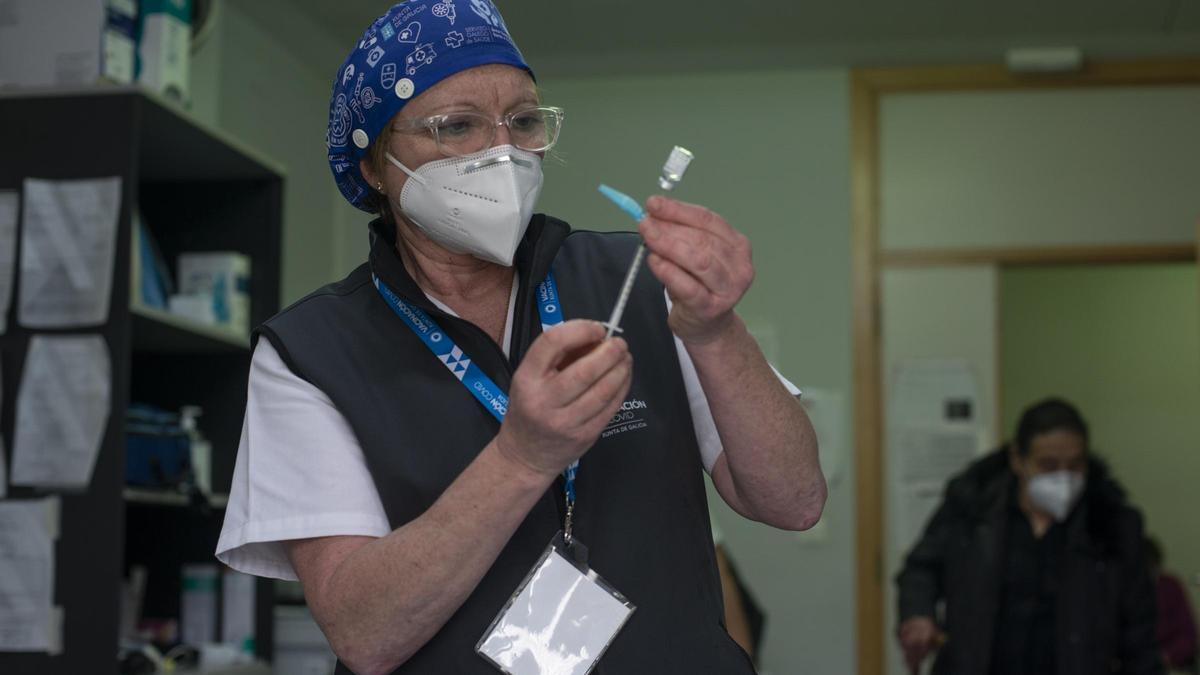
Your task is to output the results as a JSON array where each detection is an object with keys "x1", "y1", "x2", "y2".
[
  {"x1": 386, "y1": 146, "x2": 544, "y2": 266},
  {"x1": 1027, "y1": 470, "x2": 1086, "y2": 522}
]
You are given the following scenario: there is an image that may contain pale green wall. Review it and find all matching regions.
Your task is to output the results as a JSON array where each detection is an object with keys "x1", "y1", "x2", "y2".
[
  {"x1": 191, "y1": 0, "x2": 349, "y2": 304},
  {"x1": 881, "y1": 87, "x2": 1200, "y2": 251},
  {"x1": 1002, "y1": 263, "x2": 1200, "y2": 613},
  {"x1": 527, "y1": 69, "x2": 856, "y2": 674}
]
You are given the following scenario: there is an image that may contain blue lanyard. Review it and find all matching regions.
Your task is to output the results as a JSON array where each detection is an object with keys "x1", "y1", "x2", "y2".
[{"x1": 372, "y1": 270, "x2": 579, "y2": 507}]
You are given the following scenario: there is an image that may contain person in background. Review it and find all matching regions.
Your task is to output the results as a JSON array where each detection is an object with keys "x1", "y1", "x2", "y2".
[
  {"x1": 896, "y1": 398, "x2": 1163, "y2": 675},
  {"x1": 1145, "y1": 537, "x2": 1199, "y2": 673}
]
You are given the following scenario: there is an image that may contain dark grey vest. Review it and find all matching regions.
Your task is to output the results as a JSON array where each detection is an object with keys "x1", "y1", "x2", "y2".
[{"x1": 258, "y1": 216, "x2": 755, "y2": 674}]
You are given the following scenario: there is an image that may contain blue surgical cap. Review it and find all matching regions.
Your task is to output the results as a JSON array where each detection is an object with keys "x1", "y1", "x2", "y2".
[{"x1": 326, "y1": 0, "x2": 533, "y2": 211}]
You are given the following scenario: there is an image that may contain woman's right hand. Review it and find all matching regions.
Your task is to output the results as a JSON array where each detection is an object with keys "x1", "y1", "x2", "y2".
[
  {"x1": 495, "y1": 319, "x2": 633, "y2": 479},
  {"x1": 898, "y1": 616, "x2": 943, "y2": 675}
]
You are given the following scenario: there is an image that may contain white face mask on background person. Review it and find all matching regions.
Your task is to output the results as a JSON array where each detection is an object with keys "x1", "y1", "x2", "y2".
[
  {"x1": 386, "y1": 145, "x2": 544, "y2": 266},
  {"x1": 1026, "y1": 470, "x2": 1086, "y2": 522}
]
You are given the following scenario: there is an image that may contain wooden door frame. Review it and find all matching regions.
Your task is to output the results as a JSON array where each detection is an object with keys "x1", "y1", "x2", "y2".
[{"x1": 851, "y1": 59, "x2": 1200, "y2": 675}]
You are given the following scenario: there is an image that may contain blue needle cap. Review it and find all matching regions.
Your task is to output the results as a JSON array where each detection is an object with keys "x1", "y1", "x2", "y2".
[{"x1": 598, "y1": 184, "x2": 645, "y2": 221}]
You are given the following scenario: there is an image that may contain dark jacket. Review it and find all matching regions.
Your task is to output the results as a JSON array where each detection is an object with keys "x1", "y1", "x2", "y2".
[
  {"x1": 260, "y1": 216, "x2": 755, "y2": 674},
  {"x1": 896, "y1": 449, "x2": 1163, "y2": 675}
]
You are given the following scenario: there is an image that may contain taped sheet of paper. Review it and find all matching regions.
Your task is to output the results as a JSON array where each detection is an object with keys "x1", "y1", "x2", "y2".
[
  {"x1": 890, "y1": 358, "x2": 979, "y2": 428},
  {"x1": 894, "y1": 425, "x2": 980, "y2": 485},
  {"x1": 901, "y1": 483, "x2": 946, "y2": 549},
  {"x1": 0, "y1": 497, "x2": 62, "y2": 653},
  {"x1": 889, "y1": 358, "x2": 983, "y2": 486},
  {"x1": 0, "y1": 191, "x2": 18, "y2": 335},
  {"x1": 18, "y1": 177, "x2": 122, "y2": 328},
  {"x1": 11, "y1": 335, "x2": 111, "y2": 489},
  {"x1": 888, "y1": 359, "x2": 984, "y2": 563},
  {"x1": 799, "y1": 387, "x2": 846, "y2": 486}
]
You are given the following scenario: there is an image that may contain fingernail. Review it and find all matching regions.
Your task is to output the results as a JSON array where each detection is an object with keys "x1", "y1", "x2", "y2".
[
  {"x1": 647, "y1": 195, "x2": 663, "y2": 210},
  {"x1": 642, "y1": 220, "x2": 658, "y2": 238}
]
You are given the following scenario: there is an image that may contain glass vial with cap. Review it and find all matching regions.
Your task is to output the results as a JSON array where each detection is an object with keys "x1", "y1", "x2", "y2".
[{"x1": 658, "y1": 146, "x2": 694, "y2": 191}]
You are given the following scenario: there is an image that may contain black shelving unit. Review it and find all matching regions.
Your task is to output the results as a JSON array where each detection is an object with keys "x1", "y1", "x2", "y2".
[{"x1": 0, "y1": 86, "x2": 283, "y2": 674}]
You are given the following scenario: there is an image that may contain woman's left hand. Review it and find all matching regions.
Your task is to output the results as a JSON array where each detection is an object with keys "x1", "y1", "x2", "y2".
[{"x1": 639, "y1": 196, "x2": 754, "y2": 345}]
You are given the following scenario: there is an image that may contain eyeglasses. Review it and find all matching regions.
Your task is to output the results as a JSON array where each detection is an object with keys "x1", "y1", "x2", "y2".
[{"x1": 399, "y1": 105, "x2": 564, "y2": 157}]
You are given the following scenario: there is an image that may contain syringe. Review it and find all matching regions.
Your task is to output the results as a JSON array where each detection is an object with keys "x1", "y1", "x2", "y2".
[
  {"x1": 597, "y1": 146, "x2": 694, "y2": 339},
  {"x1": 597, "y1": 185, "x2": 646, "y2": 338}
]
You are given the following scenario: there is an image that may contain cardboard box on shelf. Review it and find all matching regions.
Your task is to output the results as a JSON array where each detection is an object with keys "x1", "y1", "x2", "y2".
[
  {"x1": 176, "y1": 252, "x2": 251, "y2": 334},
  {"x1": 0, "y1": 0, "x2": 138, "y2": 88},
  {"x1": 138, "y1": 0, "x2": 191, "y2": 103}
]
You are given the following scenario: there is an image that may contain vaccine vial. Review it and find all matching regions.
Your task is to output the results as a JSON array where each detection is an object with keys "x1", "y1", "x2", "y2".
[{"x1": 658, "y1": 146, "x2": 694, "y2": 191}]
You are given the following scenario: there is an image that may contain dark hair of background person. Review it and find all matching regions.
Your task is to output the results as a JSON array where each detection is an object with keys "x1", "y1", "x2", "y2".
[{"x1": 1014, "y1": 397, "x2": 1091, "y2": 456}]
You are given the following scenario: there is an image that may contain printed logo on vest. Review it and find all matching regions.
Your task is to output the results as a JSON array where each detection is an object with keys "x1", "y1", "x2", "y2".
[{"x1": 601, "y1": 398, "x2": 649, "y2": 439}]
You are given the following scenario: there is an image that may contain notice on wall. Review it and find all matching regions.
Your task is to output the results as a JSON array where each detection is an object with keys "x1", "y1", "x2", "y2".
[
  {"x1": 891, "y1": 425, "x2": 982, "y2": 552},
  {"x1": 799, "y1": 387, "x2": 847, "y2": 487},
  {"x1": 900, "y1": 483, "x2": 948, "y2": 551},
  {"x1": 11, "y1": 335, "x2": 111, "y2": 489},
  {"x1": 889, "y1": 359, "x2": 986, "y2": 556},
  {"x1": 890, "y1": 358, "x2": 980, "y2": 431},
  {"x1": 0, "y1": 497, "x2": 62, "y2": 653},
  {"x1": 0, "y1": 191, "x2": 18, "y2": 335},
  {"x1": 894, "y1": 425, "x2": 980, "y2": 485},
  {"x1": 18, "y1": 177, "x2": 121, "y2": 328},
  {"x1": 889, "y1": 359, "x2": 983, "y2": 484}
]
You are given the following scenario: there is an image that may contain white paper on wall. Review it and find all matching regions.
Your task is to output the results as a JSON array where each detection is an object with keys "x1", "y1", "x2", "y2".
[
  {"x1": 18, "y1": 177, "x2": 121, "y2": 328},
  {"x1": 0, "y1": 497, "x2": 62, "y2": 653},
  {"x1": 890, "y1": 358, "x2": 980, "y2": 429},
  {"x1": 11, "y1": 335, "x2": 111, "y2": 489},
  {"x1": 799, "y1": 387, "x2": 847, "y2": 487}
]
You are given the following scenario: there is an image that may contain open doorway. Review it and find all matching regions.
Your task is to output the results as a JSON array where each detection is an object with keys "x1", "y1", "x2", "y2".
[
  {"x1": 882, "y1": 260, "x2": 1199, "y2": 675},
  {"x1": 855, "y1": 62, "x2": 1200, "y2": 675}
]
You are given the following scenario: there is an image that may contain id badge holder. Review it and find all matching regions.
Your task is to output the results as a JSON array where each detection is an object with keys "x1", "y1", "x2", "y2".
[{"x1": 476, "y1": 532, "x2": 636, "y2": 675}]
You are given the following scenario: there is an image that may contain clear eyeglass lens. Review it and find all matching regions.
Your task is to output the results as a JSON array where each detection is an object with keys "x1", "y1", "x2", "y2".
[{"x1": 429, "y1": 107, "x2": 562, "y2": 157}]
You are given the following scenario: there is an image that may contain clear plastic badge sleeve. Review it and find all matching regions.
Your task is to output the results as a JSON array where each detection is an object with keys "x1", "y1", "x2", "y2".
[{"x1": 476, "y1": 532, "x2": 635, "y2": 675}]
